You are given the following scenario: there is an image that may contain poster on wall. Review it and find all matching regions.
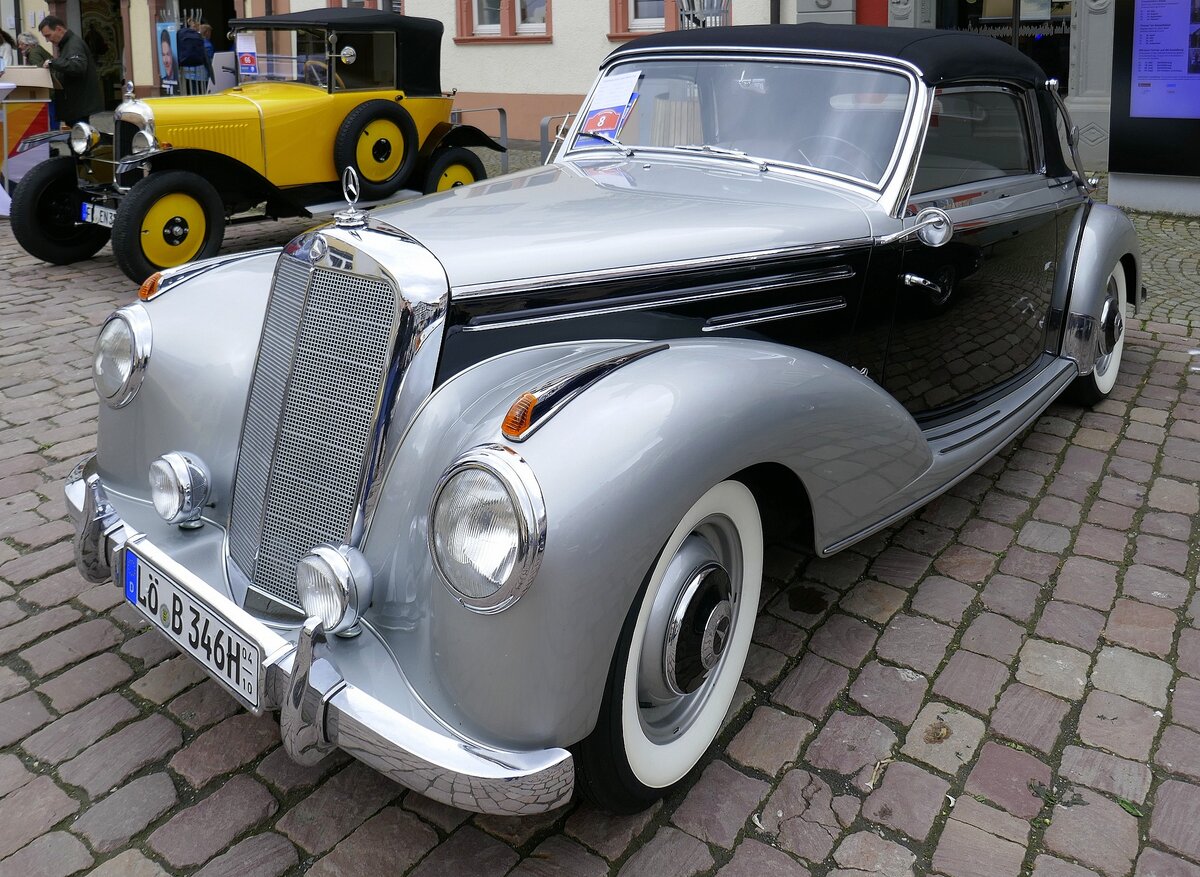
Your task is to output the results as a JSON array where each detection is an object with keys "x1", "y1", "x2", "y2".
[
  {"x1": 157, "y1": 23, "x2": 178, "y2": 95},
  {"x1": 1131, "y1": 0, "x2": 1200, "y2": 117}
]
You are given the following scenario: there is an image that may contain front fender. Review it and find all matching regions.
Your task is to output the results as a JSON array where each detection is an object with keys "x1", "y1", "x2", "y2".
[{"x1": 363, "y1": 337, "x2": 928, "y2": 750}]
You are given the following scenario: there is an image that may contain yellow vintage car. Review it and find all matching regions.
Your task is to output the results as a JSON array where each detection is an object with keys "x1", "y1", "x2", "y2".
[{"x1": 11, "y1": 9, "x2": 504, "y2": 282}]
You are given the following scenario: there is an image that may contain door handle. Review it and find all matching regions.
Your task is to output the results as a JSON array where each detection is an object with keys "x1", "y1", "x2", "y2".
[{"x1": 902, "y1": 273, "x2": 943, "y2": 296}]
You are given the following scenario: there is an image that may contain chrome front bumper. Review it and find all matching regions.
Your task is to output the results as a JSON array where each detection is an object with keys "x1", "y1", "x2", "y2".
[{"x1": 66, "y1": 456, "x2": 574, "y2": 815}]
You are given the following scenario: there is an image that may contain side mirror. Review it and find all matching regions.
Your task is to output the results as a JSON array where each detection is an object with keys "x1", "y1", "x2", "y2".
[
  {"x1": 340, "y1": 46, "x2": 357, "y2": 65},
  {"x1": 877, "y1": 207, "x2": 953, "y2": 248}
]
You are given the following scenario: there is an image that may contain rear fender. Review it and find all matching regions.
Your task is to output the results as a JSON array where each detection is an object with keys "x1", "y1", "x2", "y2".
[{"x1": 419, "y1": 122, "x2": 506, "y2": 161}]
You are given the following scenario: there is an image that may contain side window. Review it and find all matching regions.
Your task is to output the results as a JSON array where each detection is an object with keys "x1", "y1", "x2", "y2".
[
  {"x1": 335, "y1": 32, "x2": 396, "y2": 90},
  {"x1": 913, "y1": 88, "x2": 1033, "y2": 194}
]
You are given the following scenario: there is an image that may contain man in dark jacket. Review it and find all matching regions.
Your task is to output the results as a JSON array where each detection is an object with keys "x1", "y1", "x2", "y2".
[{"x1": 37, "y1": 15, "x2": 103, "y2": 125}]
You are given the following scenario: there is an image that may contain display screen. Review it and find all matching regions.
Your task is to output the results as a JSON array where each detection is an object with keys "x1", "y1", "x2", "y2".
[{"x1": 1130, "y1": 0, "x2": 1200, "y2": 118}]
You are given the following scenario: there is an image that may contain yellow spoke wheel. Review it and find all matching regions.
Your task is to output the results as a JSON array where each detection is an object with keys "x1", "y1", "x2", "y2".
[
  {"x1": 139, "y1": 192, "x2": 208, "y2": 268},
  {"x1": 356, "y1": 119, "x2": 406, "y2": 183},
  {"x1": 435, "y1": 163, "x2": 477, "y2": 191}
]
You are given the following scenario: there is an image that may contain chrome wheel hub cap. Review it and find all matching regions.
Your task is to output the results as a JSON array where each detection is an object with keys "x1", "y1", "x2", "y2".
[{"x1": 1098, "y1": 277, "x2": 1124, "y2": 358}]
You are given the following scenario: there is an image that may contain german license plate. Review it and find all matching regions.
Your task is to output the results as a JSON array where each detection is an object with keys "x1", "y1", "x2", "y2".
[
  {"x1": 124, "y1": 548, "x2": 261, "y2": 709},
  {"x1": 81, "y1": 202, "x2": 117, "y2": 227}
]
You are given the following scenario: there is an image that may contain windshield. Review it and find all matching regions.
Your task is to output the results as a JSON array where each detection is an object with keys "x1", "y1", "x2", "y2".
[
  {"x1": 235, "y1": 28, "x2": 328, "y2": 85},
  {"x1": 569, "y1": 58, "x2": 913, "y2": 186}
]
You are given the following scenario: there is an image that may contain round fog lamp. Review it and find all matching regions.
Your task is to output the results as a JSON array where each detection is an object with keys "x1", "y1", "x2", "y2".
[
  {"x1": 148, "y1": 452, "x2": 210, "y2": 526},
  {"x1": 295, "y1": 545, "x2": 373, "y2": 636}
]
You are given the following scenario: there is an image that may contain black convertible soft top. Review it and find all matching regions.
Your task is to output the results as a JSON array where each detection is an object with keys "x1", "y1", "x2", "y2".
[
  {"x1": 611, "y1": 23, "x2": 1047, "y2": 87},
  {"x1": 230, "y1": 8, "x2": 443, "y2": 95}
]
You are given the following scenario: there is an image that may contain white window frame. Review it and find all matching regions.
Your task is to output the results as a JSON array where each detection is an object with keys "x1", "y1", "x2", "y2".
[
  {"x1": 474, "y1": 0, "x2": 502, "y2": 35},
  {"x1": 630, "y1": 0, "x2": 666, "y2": 30},
  {"x1": 516, "y1": 0, "x2": 547, "y2": 34}
]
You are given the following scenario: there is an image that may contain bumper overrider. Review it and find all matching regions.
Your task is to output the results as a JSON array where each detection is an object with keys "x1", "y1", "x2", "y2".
[{"x1": 66, "y1": 456, "x2": 574, "y2": 815}]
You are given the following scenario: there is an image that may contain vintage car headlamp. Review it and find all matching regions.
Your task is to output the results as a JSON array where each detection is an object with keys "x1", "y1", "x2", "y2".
[
  {"x1": 296, "y1": 545, "x2": 373, "y2": 636},
  {"x1": 429, "y1": 446, "x2": 546, "y2": 614},
  {"x1": 69, "y1": 122, "x2": 100, "y2": 155},
  {"x1": 93, "y1": 305, "x2": 151, "y2": 408},
  {"x1": 131, "y1": 130, "x2": 158, "y2": 154},
  {"x1": 148, "y1": 452, "x2": 210, "y2": 526}
]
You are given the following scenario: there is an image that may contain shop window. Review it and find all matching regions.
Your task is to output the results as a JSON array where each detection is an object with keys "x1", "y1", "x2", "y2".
[{"x1": 457, "y1": 0, "x2": 551, "y2": 42}]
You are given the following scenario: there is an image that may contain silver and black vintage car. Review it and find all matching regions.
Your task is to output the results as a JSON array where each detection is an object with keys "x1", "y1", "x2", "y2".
[{"x1": 69, "y1": 24, "x2": 1141, "y2": 815}]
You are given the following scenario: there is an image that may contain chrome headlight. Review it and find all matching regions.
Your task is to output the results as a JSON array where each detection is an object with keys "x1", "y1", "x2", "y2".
[
  {"x1": 296, "y1": 545, "x2": 373, "y2": 636},
  {"x1": 69, "y1": 122, "x2": 100, "y2": 155},
  {"x1": 430, "y1": 445, "x2": 546, "y2": 614},
  {"x1": 131, "y1": 130, "x2": 158, "y2": 153},
  {"x1": 93, "y1": 305, "x2": 151, "y2": 408},
  {"x1": 148, "y1": 452, "x2": 210, "y2": 525}
]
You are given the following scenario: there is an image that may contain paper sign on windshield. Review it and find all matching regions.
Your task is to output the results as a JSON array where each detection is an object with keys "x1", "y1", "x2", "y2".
[
  {"x1": 236, "y1": 33, "x2": 258, "y2": 75},
  {"x1": 579, "y1": 70, "x2": 640, "y2": 138}
]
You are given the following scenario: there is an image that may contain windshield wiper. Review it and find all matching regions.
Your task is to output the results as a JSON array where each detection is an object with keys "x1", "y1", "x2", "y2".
[
  {"x1": 674, "y1": 144, "x2": 768, "y2": 172},
  {"x1": 577, "y1": 131, "x2": 634, "y2": 156}
]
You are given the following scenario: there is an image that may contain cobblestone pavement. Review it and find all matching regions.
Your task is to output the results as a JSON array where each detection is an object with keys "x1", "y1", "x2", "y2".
[{"x1": 2, "y1": 161, "x2": 1200, "y2": 877}]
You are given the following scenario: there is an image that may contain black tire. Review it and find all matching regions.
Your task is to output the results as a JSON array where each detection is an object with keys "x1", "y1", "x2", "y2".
[
  {"x1": 333, "y1": 100, "x2": 419, "y2": 200},
  {"x1": 422, "y1": 146, "x2": 486, "y2": 195},
  {"x1": 10, "y1": 156, "x2": 110, "y2": 265},
  {"x1": 574, "y1": 481, "x2": 763, "y2": 813},
  {"x1": 110, "y1": 171, "x2": 226, "y2": 284}
]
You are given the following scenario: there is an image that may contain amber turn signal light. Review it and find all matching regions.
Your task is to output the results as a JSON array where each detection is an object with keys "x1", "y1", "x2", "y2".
[
  {"x1": 502, "y1": 393, "x2": 538, "y2": 439},
  {"x1": 138, "y1": 272, "x2": 163, "y2": 301}
]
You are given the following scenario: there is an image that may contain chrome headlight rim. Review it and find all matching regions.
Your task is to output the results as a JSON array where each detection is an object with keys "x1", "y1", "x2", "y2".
[
  {"x1": 296, "y1": 545, "x2": 373, "y2": 635},
  {"x1": 429, "y1": 444, "x2": 546, "y2": 615},
  {"x1": 94, "y1": 304, "x2": 151, "y2": 409},
  {"x1": 130, "y1": 129, "x2": 158, "y2": 154},
  {"x1": 69, "y1": 121, "x2": 100, "y2": 156}
]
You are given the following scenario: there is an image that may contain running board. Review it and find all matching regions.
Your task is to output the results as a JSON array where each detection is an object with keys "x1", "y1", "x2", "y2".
[{"x1": 821, "y1": 358, "x2": 1078, "y2": 556}]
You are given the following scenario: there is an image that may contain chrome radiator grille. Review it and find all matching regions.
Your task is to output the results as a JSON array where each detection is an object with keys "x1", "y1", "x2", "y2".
[{"x1": 229, "y1": 255, "x2": 399, "y2": 607}]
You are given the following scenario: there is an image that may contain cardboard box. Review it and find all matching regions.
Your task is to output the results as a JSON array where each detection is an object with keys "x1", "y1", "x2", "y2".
[{"x1": 0, "y1": 65, "x2": 54, "y2": 100}]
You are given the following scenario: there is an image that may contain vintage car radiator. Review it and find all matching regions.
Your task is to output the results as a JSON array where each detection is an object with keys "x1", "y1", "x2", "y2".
[{"x1": 229, "y1": 253, "x2": 400, "y2": 608}]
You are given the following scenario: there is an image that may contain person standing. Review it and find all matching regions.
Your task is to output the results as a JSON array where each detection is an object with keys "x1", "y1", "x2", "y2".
[
  {"x1": 0, "y1": 30, "x2": 16, "y2": 67},
  {"x1": 37, "y1": 15, "x2": 103, "y2": 125},
  {"x1": 16, "y1": 32, "x2": 53, "y2": 67}
]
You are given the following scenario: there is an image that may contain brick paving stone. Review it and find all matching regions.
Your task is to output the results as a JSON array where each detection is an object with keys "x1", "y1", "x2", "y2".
[
  {"x1": 402, "y1": 792, "x2": 472, "y2": 834},
  {"x1": 744, "y1": 643, "x2": 788, "y2": 686},
  {"x1": 130, "y1": 654, "x2": 207, "y2": 703},
  {"x1": 962, "y1": 612, "x2": 1026, "y2": 662},
  {"x1": 960, "y1": 519, "x2": 1017, "y2": 553},
  {"x1": 1090, "y1": 500, "x2": 1137, "y2": 531},
  {"x1": 935, "y1": 545, "x2": 998, "y2": 584},
  {"x1": 1000, "y1": 546, "x2": 1060, "y2": 583},
  {"x1": 672, "y1": 760, "x2": 769, "y2": 849},
  {"x1": 0, "y1": 602, "x2": 24, "y2": 631},
  {"x1": 868, "y1": 547, "x2": 930, "y2": 588},
  {"x1": 191, "y1": 833, "x2": 298, "y2": 877},
  {"x1": 833, "y1": 831, "x2": 916, "y2": 876},
  {"x1": 0, "y1": 755, "x2": 32, "y2": 799},
  {"x1": 1123, "y1": 565, "x2": 1191, "y2": 610},
  {"x1": 895, "y1": 519, "x2": 955, "y2": 556},
  {"x1": 255, "y1": 747, "x2": 348, "y2": 795},
  {"x1": 21, "y1": 569, "x2": 92, "y2": 608},
  {"x1": 1036, "y1": 601, "x2": 1107, "y2": 652},
  {"x1": 1104, "y1": 599, "x2": 1178, "y2": 657},
  {"x1": 70, "y1": 773, "x2": 177, "y2": 853},
  {"x1": 565, "y1": 803, "x2": 660, "y2": 861},
  {"x1": 933, "y1": 650, "x2": 1010, "y2": 714},
  {"x1": 1134, "y1": 848, "x2": 1200, "y2": 876},
  {"x1": 58, "y1": 714, "x2": 183, "y2": 797},
  {"x1": 949, "y1": 796, "x2": 1030, "y2": 845},
  {"x1": 410, "y1": 825, "x2": 519, "y2": 877},
  {"x1": 850, "y1": 661, "x2": 927, "y2": 724},
  {"x1": 808, "y1": 553, "x2": 869, "y2": 591},
  {"x1": 1017, "y1": 639, "x2": 1090, "y2": 701},
  {"x1": 23, "y1": 693, "x2": 139, "y2": 764},
  {"x1": 0, "y1": 541, "x2": 73, "y2": 585},
  {"x1": 912, "y1": 576, "x2": 976, "y2": 624},
  {"x1": 862, "y1": 760, "x2": 949, "y2": 841},
  {"x1": 0, "y1": 831, "x2": 93, "y2": 877},
  {"x1": 922, "y1": 494, "x2": 974, "y2": 528},
  {"x1": 148, "y1": 774, "x2": 278, "y2": 868},
  {"x1": 727, "y1": 707, "x2": 814, "y2": 776},
  {"x1": 755, "y1": 612, "x2": 808, "y2": 655},
  {"x1": 1078, "y1": 690, "x2": 1162, "y2": 761},
  {"x1": 1171, "y1": 676, "x2": 1200, "y2": 734},
  {"x1": 808, "y1": 614, "x2": 878, "y2": 668},
  {"x1": 35, "y1": 653, "x2": 133, "y2": 713},
  {"x1": 1178, "y1": 629, "x2": 1200, "y2": 679},
  {"x1": 981, "y1": 575, "x2": 1041, "y2": 622},
  {"x1": 1152, "y1": 781, "x2": 1200, "y2": 863},
  {"x1": 964, "y1": 741, "x2": 1051, "y2": 819},
  {"x1": 902, "y1": 703, "x2": 985, "y2": 777},
  {"x1": 308, "y1": 807, "x2": 438, "y2": 877},
  {"x1": 1034, "y1": 496, "x2": 1082, "y2": 528},
  {"x1": 166, "y1": 679, "x2": 240, "y2": 730},
  {"x1": 716, "y1": 839, "x2": 811, "y2": 877},
  {"x1": 1033, "y1": 855, "x2": 1102, "y2": 876},
  {"x1": 19, "y1": 619, "x2": 123, "y2": 676},
  {"x1": 83, "y1": 850, "x2": 170, "y2": 877},
  {"x1": 1056, "y1": 557, "x2": 1121, "y2": 610},
  {"x1": 0, "y1": 666, "x2": 27, "y2": 701},
  {"x1": 0, "y1": 690, "x2": 53, "y2": 748},
  {"x1": 1134, "y1": 535, "x2": 1190, "y2": 574},
  {"x1": 806, "y1": 711, "x2": 896, "y2": 782},
  {"x1": 773, "y1": 653, "x2": 850, "y2": 719},
  {"x1": 841, "y1": 580, "x2": 907, "y2": 624},
  {"x1": 1155, "y1": 725, "x2": 1200, "y2": 782},
  {"x1": 770, "y1": 585, "x2": 837, "y2": 633},
  {"x1": 1092, "y1": 646, "x2": 1172, "y2": 708},
  {"x1": 876, "y1": 614, "x2": 953, "y2": 676},
  {"x1": 510, "y1": 836, "x2": 612, "y2": 877},
  {"x1": 990, "y1": 683, "x2": 1069, "y2": 754},
  {"x1": 0, "y1": 776, "x2": 80, "y2": 860},
  {"x1": 77, "y1": 585, "x2": 125, "y2": 613},
  {"x1": 0, "y1": 606, "x2": 81, "y2": 656},
  {"x1": 1045, "y1": 788, "x2": 1140, "y2": 877},
  {"x1": 1018, "y1": 521, "x2": 1072, "y2": 554},
  {"x1": 933, "y1": 818, "x2": 1026, "y2": 877},
  {"x1": 617, "y1": 826, "x2": 714, "y2": 877},
  {"x1": 475, "y1": 807, "x2": 565, "y2": 847},
  {"x1": 980, "y1": 492, "x2": 1031, "y2": 525},
  {"x1": 1148, "y1": 478, "x2": 1200, "y2": 514},
  {"x1": 120, "y1": 630, "x2": 178, "y2": 668},
  {"x1": 1060, "y1": 745, "x2": 1152, "y2": 804},
  {"x1": 760, "y1": 770, "x2": 845, "y2": 864},
  {"x1": 277, "y1": 762, "x2": 401, "y2": 855},
  {"x1": 169, "y1": 712, "x2": 279, "y2": 789},
  {"x1": 1141, "y1": 511, "x2": 1192, "y2": 542}
]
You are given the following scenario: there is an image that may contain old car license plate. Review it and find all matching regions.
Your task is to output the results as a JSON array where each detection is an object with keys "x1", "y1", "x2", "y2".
[
  {"x1": 81, "y1": 202, "x2": 117, "y2": 227},
  {"x1": 124, "y1": 548, "x2": 261, "y2": 709}
]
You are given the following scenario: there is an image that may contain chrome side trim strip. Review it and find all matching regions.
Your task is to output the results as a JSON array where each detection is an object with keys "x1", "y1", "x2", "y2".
[
  {"x1": 702, "y1": 297, "x2": 846, "y2": 332},
  {"x1": 454, "y1": 245, "x2": 866, "y2": 301}
]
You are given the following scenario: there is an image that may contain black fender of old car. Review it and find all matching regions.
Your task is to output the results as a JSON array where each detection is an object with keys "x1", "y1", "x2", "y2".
[
  {"x1": 128, "y1": 149, "x2": 315, "y2": 218},
  {"x1": 360, "y1": 337, "x2": 930, "y2": 750},
  {"x1": 419, "y1": 121, "x2": 507, "y2": 161}
]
